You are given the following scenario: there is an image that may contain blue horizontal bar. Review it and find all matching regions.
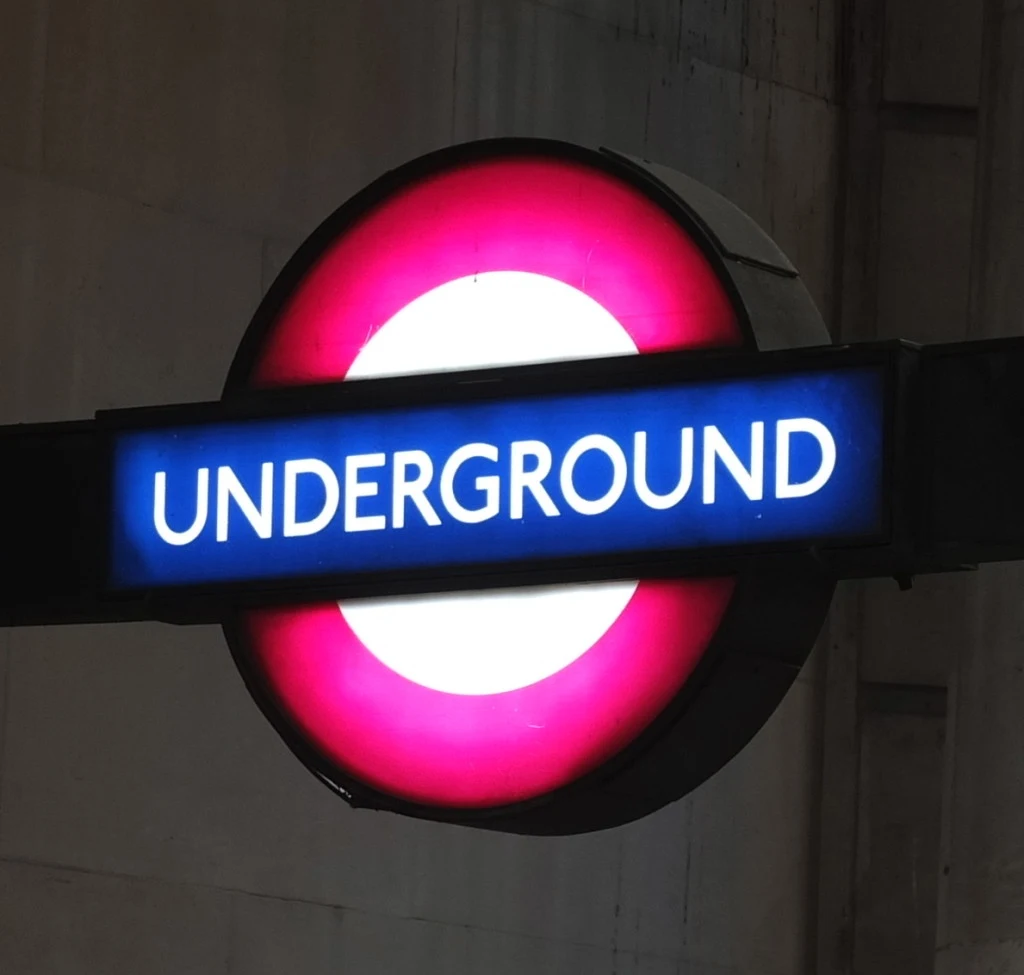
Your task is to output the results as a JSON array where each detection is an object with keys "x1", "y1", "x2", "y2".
[{"x1": 109, "y1": 366, "x2": 885, "y2": 591}]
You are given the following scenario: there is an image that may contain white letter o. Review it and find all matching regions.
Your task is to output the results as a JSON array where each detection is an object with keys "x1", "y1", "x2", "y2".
[{"x1": 559, "y1": 435, "x2": 628, "y2": 515}]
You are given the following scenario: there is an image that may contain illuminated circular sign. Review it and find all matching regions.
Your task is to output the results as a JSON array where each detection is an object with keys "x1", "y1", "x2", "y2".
[{"x1": 223, "y1": 140, "x2": 834, "y2": 833}]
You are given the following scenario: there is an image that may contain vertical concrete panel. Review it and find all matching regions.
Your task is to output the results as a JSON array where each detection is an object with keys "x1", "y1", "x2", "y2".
[
  {"x1": 939, "y1": 566, "x2": 1024, "y2": 951},
  {"x1": 758, "y1": 84, "x2": 837, "y2": 314},
  {"x1": 41, "y1": 0, "x2": 458, "y2": 238},
  {"x1": 925, "y1": 4, "x2": 1024, "y2": 955},
  {"x1": 852, "y1": 712, "x2": 944, "y2": 974},
  {"x1": 227, "y1": 894, "x2": 343, "y2": 975},
  {"x1": 682, "y1": 680, "x2": 817, "y2": 973},
  {"x1": 337, "y1": 910, "x2": 616, "y2": 975},
  {"x1": 675, "y1": 0, "x2": 748, "y2": 77},
  {"x1": 876, "y1": 132, "x2": 976, "y2": 343},
  {"x1": 859, "y1": 576, "x2": 963, "y2": 687},
  {"x1": 746, "y1": 0, "x2": 838, "y2": 98},
  {"x1": 645, "y1": 58, "x2": 771, "y2": 216},
  {"x1": 0, "y1": 861, "x2": 230, "y2": 975},
  {"x1": 883, "y1": 0, "x2": 983, "y2": 106},
  {"x1": 521, "y1": 0, "x2": 681, "y2": 42},
  {"x1": 969, "y1": 4, "x2": 1024, "y2": 341},
  {"x1": 408, "y1": 828, "x2": 620, "y2": 949},
  {"x1": 615, "y1": 680, "x2": 823, "y2": 965},
  {"x1": 663, "y1": 0, "x2": 838, "y2": 100},
  {"x1": 615, "y1": 804, "x2": 693, "y2": 959},
  {"x1": 452, "y1": 0, "x2": 655, "y2": 151},
  {"x1": 937, "y1": 8, "x2": 1024, "y2": 962},
  {"x1": 0, "y1": 168, "x2": 262, "y2": 421},
  {"x1": 298, "y1": 0, "x2": 458, "y2": 229},
  {"x1": 936, "y1": 940, "x2": 1024, "y2": 975},
  {"x1": 0, "y1": 633, "x2": 9, "y2": 822},
  {"x1": 647, "y1": 59, "x2": 836, "y2": 316},
  {"x1": 815, "y1": 584, "x2": 865, "y2": 975},
  {"x1": 0, "y1": 0, "x2": 48, "y2": 169},
  {"x1": 0, "y1": 159, "x2": 16, "y2": 799}
]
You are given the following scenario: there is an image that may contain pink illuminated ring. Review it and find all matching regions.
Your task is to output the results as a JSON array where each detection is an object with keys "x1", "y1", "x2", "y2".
[{"x1": 222, "y1": 140, "x2": 832, "y2": 831}]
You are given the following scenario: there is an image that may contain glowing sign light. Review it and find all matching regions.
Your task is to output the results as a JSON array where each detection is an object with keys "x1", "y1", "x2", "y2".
[
  {"x1": 342, "y1": 582, "x2": 636, "y2": 695},
  {"x1": 206, "y1": 139, "x2": 839, "y2": 824},
  {"x1": 347, "y1": 271, "x2": 638, "y2": 378},
  {"x1": 111, "y1": 366, "x2": 883, "y2": 590}
]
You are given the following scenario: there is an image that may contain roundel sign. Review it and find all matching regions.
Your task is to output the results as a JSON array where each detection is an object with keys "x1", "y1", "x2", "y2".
[{"x1": 222, "y1": 139, "x2": 834, "y2": 834}]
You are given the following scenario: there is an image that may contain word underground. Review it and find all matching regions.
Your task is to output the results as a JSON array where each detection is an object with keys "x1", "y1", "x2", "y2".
[
  {"x1": 153, "y1": 421, "x2": 835, "y2": 545},
  {"x1": 110, "y1": 369, "x2": 884, "y2": 588}
]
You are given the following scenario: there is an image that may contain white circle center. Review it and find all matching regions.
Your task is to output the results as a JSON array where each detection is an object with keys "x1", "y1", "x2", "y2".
[
  {"x1": 340, "y1": 271, "x2": 640, "y2": 695},
  {"x1": 345, "y1": 271, "x2": 637, "y2": 378}
]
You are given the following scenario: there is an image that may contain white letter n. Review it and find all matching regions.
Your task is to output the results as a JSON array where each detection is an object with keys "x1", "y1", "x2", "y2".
[
  {"x1": 702, "y1": 424, "x2": 764, "y2": 504},
  {"x1": 217, "y1": 464, "x2": 274, "y2": 541}
]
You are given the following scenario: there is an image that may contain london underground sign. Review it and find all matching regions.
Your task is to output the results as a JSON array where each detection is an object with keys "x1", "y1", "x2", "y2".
[
  {"x1": 217, "y1": 139, "x2": 840, "y2": 825},
  {"x1": 1, "y1": 139, "x2": 1020, "y2": 833}
]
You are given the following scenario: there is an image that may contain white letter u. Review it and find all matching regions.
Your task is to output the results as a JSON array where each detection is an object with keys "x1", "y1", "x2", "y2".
[{"x1": 154, "y1": 469, "x2": 209, "y2": 546}]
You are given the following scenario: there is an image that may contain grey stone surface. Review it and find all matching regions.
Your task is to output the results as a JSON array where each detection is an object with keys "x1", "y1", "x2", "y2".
[
  {"x1": 541, "y1": 0, "x2": 838, "y2": 100},
  {"x1": 260, "y1": 236, "x2": 303, "y2": 294},
  {"x1": 814, "y1": 584, "x2": 863, "y2": 975},
  {"x1": 0, "y1": 634, "x2": 9, "y2": 819},
  {"x1": 969, "y1": 4, "x2": 1024, "y2": 340},
  {"x1": 859, "y1": 575, "x2": 963, "y2": 688},
  {"x1": 452, "y1": 0, "x2": 655, "y2": 152},
  {"x1": 338, "y1": 909, "x2": 618, "y2": 974},
  {"x1": 0, "y1": 858, "x2": 788, "y2": 975},
  {"x1": 406, "y1": 824, "x2": 621, "y2": 948},
  {"x1": 41, "y1": 0, "x2": 459, "y2": 239},
  {"x1": 935, "y1": 939, "x2": 1024, "y2": 975},
  {"x1": 876, "y1": 131, "x2": 976, "y2": 344},
  {"x1": 936, "y1": 7, "x2": 1024, "y2": 968},
  {"x1": 673, "y1": 0, "x2": 835, "y2": 99},
  {"x1": 227, "y1": 891, "x2": 344, "y2": 974},
  {"x1": 853, "y1": 712, "x2": 945, "y2": 974},
  {"x1": 883, "y1": 0, "x2": 983, "y2": 106},
  {"x1": 0, "y1": 0, "x2": 47, "y2": 169},
  {"x1": 0, "y1": 166, "x2": 262, "y2": 421},
  {"x1": 646, "y1": 58, "x2": 837, "y2": 316},
  {"x1": 521, "y1": 0, "x2": 681, "y2": 45},
  {"x1": 745, "y1": 0, "x2": 837, "y2": 99},
  {"x1": 680, "y1": 679, "x2": 816, "y2": 974},
  {"x1": 939, "y1": 566, "x2": 1024, "y2": 950},
  {"x1": 452, "y1": 0, "x2": 837, "y2": 315},
  {"x1": 0, "y1": 860, "x2": 229, "y2": 975}
]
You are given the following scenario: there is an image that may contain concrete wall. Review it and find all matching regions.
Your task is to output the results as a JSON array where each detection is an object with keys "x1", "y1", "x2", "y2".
[
  {"x1": 0, "y1": 1, "x2": 839, "y2": 973},
  {"x1": 934, "y1": 2, "x2": 1024, "y2": 971},
  {"x1": 815, "y1": 0, "x2": 986, "y2": 972}
]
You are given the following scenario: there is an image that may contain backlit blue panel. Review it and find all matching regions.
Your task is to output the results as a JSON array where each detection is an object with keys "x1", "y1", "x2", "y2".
[{"x1": 109, "y1": 367, "x2": 886, "y2": 590}]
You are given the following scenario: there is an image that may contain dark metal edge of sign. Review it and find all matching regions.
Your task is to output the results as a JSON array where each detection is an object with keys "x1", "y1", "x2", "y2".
[{"x1": 102, "y1": 340, "x2": 895, "y2": 428}]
